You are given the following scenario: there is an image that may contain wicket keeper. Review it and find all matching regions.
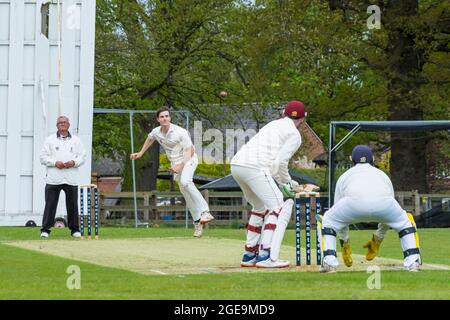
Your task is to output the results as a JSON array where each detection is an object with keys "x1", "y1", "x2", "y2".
[{"x1": 321, "y1": 145, "x2": 421, "y2": 272}]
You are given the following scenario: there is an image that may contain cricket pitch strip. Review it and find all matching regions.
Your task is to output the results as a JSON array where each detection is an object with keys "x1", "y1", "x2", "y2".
[{"x1": 3, "y1": 237, "x2": 449, "y2": 275}]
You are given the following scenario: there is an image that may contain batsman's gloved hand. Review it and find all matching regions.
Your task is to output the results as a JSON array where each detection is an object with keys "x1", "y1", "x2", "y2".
[
  {"x1": 279, "y1": 180, "x2": 298, "y2": 198},
  {"x1": 363, "y1": 234, "x2": 382, "y2": 261}
]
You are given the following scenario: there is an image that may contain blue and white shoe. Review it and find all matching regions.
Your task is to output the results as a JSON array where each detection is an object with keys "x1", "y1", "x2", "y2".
[
  {"x1": 255, "y1": 253, "x2": 270, "y2": 263},
  {"x1": 241, "y1": 253, "x2": 257, "y2": 267}
]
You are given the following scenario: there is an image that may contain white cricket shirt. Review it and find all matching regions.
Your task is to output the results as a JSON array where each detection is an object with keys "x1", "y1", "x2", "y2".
[
  {"x1": 148, "y1": 124, "x2": 193, "y2": 165},
  {"x1": 231, "y1": 117, "x2": 301, "y2": 184},
  {"x1": 334, "y1": 163, "x2": 395, "y2": 203}
]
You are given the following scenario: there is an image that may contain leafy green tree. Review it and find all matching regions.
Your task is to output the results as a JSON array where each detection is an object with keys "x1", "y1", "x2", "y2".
[
  {"x1": 95, "y1": 0, "x2": 239, "y2": 189},
  {"x1": 325, "y1": 0, "x2": 449, "y2": 191},
  {"x1": 225, "y1": 0, "x2": 449, "y2": 191},
  {"x1": 94, "y1": 0, "x2": 449, "y2": 193}
]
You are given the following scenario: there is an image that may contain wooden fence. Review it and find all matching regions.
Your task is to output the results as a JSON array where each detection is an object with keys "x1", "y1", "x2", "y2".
[
  {"x1": 395, "y1": 191, "x2": 450, "y2": 216},
  {"x1": 98, "y1": 190, "x2": 449, "y2": 225},
  {"x1": 99, "y1": 190, "x2": 251, "y2": 225}
]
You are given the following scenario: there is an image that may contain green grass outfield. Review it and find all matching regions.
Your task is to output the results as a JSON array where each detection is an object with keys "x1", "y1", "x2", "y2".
[{"x1": 0, "y1": 227, "x2": 449, "y2": 299}]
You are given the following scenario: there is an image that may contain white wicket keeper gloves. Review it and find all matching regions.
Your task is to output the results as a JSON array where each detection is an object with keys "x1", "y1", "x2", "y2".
[
  {"x1": 40, "y1": 134, "x2": 86, "y2": 185},
  {"x1": 231, "y1": 117, "x2": 301, "y2": 184}
]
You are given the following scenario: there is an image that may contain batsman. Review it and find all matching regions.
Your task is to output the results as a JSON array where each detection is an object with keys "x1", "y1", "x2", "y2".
[
  {"x1": 231, "y1": 100, "x2": 306, "y2": 268},
  {"x1": 320, "y1": 145, "x2": 422, "y2": 272}
]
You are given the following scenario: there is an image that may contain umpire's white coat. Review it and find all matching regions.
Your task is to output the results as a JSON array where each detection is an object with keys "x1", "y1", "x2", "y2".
[{"x1": 40, "y1": 133, "x2": 86, "y2": 186}]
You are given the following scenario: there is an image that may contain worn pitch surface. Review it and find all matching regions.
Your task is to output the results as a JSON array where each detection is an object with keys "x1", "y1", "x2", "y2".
[{"x1": 3, "y1": 237, "x2": 449, "y2": 275}]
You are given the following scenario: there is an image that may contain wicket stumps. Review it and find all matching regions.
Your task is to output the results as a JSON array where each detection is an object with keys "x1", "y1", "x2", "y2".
[
  {"x1": 79, "y1": 184, "x2": 99, "y2": 240},
  {"x1": 295, "y1": 192, "x2": 322, "y2": 269}
]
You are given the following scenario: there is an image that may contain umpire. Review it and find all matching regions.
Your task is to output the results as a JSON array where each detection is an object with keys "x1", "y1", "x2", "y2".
[{"x1": 39, "y1": 116, "x2": 86, "y2": 238}]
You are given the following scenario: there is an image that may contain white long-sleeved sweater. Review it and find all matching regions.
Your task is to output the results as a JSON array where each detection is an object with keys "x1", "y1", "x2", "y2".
[
  {"x1": 40, "y1": 133, "x2": 86, "y2": 186},
  {"x1": 231, "y1": 117, "x2": 301, "y2": 183},
  {"x1": 334, "y1": 163, "x2": 395, "y2": 203}
]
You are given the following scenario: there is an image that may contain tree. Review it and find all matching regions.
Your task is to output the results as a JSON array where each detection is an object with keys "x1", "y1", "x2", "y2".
[
  {"x1": 94, "y1": 0, "x2": 450, "y2": 192},
  {"x1": 94, "y1": 0, "x2": 238, "y2": 189},
  {"x1": 326, "y1": 0, "x2": 450, "y2": 191}
]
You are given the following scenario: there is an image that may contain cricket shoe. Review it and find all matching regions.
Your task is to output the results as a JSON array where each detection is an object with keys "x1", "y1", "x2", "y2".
[
  {"x1": 240, "y1": 253, "x2": 257, "y2": 267},
  {"x1": 72, "y1": 232, "x2": 82, "y2": 238},
  {"x1": 405, "y1": 260, "x2": 421, "y2": 272},
  {"x1": 255, "y1": 255, "x2": 289, "y2": 268},
  {"x1": 40, "y1": 231, "x2": 49, "y2": 238},
  {"x1": 200, "y1": 211, "x2": 214, "y2": 225},
  {"x1": 193, "y1": 222, "x2": 203, "y2": 238},
  {"x1": 320, "y1": 261, "x2": 337, "y2": 273}
]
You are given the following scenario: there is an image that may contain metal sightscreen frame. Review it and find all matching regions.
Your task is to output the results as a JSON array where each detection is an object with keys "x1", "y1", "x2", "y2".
[{"x1": 328, "y1": 120, "x2": 450, "y2": 208}]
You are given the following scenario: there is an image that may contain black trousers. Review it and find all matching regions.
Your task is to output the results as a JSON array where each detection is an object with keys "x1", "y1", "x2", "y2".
[{"x1": 41, "y1": 184, "x2": 79, "y2": 234}]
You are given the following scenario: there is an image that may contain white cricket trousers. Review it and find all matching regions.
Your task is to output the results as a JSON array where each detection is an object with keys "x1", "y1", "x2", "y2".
[
  {"x1": 173, "y1": 154, "x2": 209, "y2": 221},
  {"x1": 231, "y1": 165, "x2": 285, "y2": 253},
  {"x1": 322, "y1": 197, "x2": 420, "y2": 268}
]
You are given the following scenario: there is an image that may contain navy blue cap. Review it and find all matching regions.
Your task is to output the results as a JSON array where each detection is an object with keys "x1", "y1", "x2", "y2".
[{"x1": 351, "y1": 145, "x2": 373, "y2": 165}]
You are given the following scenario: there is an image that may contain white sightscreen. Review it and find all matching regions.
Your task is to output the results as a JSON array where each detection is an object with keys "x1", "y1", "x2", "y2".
[{"x1": 0, "y1": 0, "x2": 96, "y2": 225}]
